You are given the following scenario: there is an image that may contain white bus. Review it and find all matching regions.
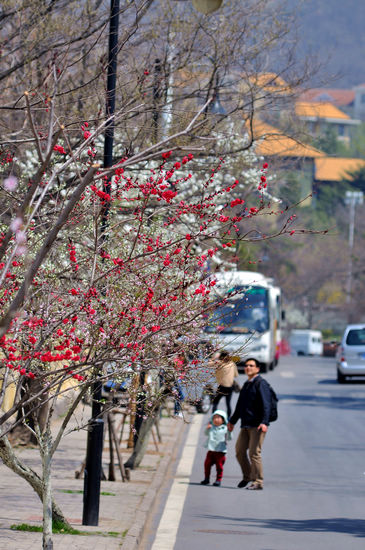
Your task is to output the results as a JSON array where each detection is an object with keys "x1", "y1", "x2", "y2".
[{"x1": 204, "y1": 271, "x2": 283, "y2": 373}]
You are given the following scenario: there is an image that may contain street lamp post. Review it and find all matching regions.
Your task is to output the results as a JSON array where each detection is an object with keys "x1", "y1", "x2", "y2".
[
  {"x1": 82, "y1": 0, "x2": 120, "y2": 527},
  {"x1": 345, "y1": 190, "x2": 363, "y2": 309}
]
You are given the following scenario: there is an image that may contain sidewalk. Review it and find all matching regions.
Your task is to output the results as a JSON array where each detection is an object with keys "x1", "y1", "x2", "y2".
[{"x1": 0, "y1": 404, "x2": 193, "y2": 550}]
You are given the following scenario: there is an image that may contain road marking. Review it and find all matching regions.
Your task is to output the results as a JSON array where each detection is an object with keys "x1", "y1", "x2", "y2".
[
  {"x1": 150, "y1": 413, "x2": 205, "y2": 550},
  {"x1": 280, "y1": 371, "x2": 295, "y2": 378},
  {"x1": 314, "y1": 392, "x2": 331, "y2": 398}
]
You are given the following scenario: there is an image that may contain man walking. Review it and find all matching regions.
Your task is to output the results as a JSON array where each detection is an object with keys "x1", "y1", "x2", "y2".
[{"x1": 227, "y1": 358, "x2": 271, "y2": 490}]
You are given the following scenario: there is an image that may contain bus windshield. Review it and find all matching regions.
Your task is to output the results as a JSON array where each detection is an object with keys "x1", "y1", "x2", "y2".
[{"x1": 205, "y1": 287, "x2": 269, "y2": 334}]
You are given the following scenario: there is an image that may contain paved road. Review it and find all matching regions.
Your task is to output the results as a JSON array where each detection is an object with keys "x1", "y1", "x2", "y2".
[{"x1": 144, "y1": 355, "x2": 365, "y2": 550}]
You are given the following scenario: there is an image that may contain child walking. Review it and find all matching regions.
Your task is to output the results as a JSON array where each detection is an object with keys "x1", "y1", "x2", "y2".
[{"x1": 201, "y1": 409, "x2": 231, "y2": 487}]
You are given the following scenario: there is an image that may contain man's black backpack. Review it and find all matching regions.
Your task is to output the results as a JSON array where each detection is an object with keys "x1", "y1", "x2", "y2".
[{"x1": 255, "y1": 377, "x2": 279, "y2": 422}]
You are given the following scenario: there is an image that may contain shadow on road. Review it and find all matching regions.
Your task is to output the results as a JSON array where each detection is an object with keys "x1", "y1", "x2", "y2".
[
  {"x1": 278, "y1": 393, "x2": 365, "y2": 411},
  {"x1": 197, "y1": 515, "x2": 365, "y2": 537},
  {"x1": 318, "y1": 379, "x2": 365, "y2": 385}
]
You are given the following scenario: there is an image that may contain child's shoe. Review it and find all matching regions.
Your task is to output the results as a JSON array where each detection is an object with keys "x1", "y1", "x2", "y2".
[
  {"x1": 200, "y1": 479, "x2": 210, "y2": 485},
  {"x1": 213, "y1": 481, "x2": 221, "y2": 487}
]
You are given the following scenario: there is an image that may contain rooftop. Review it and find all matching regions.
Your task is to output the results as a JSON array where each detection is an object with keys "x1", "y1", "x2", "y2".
[
  {"x1": 299, "y1": 89, "x2": 355, "y2": 107},
  {"x1": 295, "y1": 101, "x2": 351, "y2": 121},
  {"x1": 250, "y1": 120, "x2": 325, "y2": 159},
  {"x1": 314, "y1": 157, "x2": 365, "y2": 182}
]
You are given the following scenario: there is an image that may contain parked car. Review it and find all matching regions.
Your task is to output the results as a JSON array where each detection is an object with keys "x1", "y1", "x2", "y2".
[
  {"x1": 336, "y1": 324, "x2": 365, "y2": 383},
  {"x1": 323, "y1": 340, "x2": 338, "y2": 357}
]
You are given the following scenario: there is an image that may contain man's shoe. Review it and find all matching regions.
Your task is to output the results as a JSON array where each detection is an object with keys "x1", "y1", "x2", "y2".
[
  {"x1": 200, "y1": 479, "x2": 210, "y2": 485},
  {"x1": 237, "y1": 479, "x2": 250, "y2": 488},
  {"x1": 246, "y1": 482, "x2": 263, "y2": 490},
  {"x1": 213, "y1": 481, "x2": 221, "y2": 487}
]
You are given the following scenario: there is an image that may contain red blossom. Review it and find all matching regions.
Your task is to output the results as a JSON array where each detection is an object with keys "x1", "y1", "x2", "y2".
[
  {"x1": 161, "y1": 189, "x2": 177, "y2": 202},
  {"x1": 230, "y1": 198, "x2": 244, "y2": 208},
  {"x1": 53, "y1": 144, "x2": 67, "y2": 155}
]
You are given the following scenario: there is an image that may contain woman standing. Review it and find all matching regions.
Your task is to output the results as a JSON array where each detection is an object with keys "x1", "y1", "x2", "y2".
[{"x1": 212, "y1": 351, "x2": 239, "y2": 418}]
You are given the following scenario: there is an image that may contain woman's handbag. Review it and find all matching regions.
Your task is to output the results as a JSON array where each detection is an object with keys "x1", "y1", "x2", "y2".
[{"x1": 232, "y1": 380, "x2": 241, "y2": 393}]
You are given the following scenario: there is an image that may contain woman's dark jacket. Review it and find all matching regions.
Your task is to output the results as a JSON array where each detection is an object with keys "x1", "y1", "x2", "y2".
[{"x1": 229, "y1": 375, "x2": 271, "y2": 427}]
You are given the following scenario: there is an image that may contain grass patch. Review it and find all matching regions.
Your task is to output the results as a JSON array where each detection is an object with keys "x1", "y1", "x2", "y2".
[
  {"x1": 10, "y1": 522, "x2": 123, "y2": 537},
  {"x1": 58, "y1": 489, "x2": 116, "y2": 496},
  {"x1": 11, "y1": 524, "x2": 42, "y2": 533}
]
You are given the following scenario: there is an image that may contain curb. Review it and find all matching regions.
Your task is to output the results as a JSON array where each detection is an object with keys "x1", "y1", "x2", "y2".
[{"x1": 120, "y1": 415, "x2": 191, "y2": 550}]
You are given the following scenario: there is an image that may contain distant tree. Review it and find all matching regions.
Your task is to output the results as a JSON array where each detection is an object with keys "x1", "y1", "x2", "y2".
[
  {"x1": 312, "y1": 126, "x2": 348, "y2": 156},
  {"x1": 342, "y1": 165, "x2": 365, "y2": 193}
]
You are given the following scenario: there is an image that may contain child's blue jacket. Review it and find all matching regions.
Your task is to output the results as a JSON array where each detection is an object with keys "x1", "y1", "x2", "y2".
[{"x1": 204, "y1": 409, "x2": 231, "y2": 453}]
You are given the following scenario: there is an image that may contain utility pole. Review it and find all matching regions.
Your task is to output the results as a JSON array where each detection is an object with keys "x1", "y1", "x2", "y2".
[{"x1": 344, "y1": 190, "x2": 363, "y2": 312}]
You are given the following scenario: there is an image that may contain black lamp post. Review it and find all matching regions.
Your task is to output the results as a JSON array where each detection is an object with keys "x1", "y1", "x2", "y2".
[{"x1": 82, "y1": 0, "x2": 120, "y2": 527}]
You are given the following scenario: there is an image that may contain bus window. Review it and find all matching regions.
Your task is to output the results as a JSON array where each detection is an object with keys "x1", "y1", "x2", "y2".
[{"x1": 205, "y1": 287, "x2": 269, "y2": 334}]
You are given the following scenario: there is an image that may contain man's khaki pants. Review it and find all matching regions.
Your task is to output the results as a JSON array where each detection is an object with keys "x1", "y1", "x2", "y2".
[{"x1": 235, "y1": 427, "x2": 266, "y2": 487}]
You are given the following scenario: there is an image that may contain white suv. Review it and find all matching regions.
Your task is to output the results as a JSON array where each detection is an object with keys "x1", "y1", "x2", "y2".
[{"x1": 336, "y1": 324, "x2": 365, "y2": 383}]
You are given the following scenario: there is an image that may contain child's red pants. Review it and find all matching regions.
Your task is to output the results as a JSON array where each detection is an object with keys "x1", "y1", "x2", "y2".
[{"x1": 204, "y1": 450, "x2": 226, "y2": 482}]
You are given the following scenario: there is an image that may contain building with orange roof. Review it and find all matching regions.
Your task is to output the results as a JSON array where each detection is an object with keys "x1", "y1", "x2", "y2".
[
  {"x1": 247, "y1": 119, "x2": 325, "y2": 206},
  {"x1": 299, "y1": 85, "x2": 365, "y2": 122},
  {"x1": 249, "y1": 119, "x2": 324, "y2": 159},
  {"x1": 299, "y1": 89, "x2": 355, "y2": 110},
  {"x1": 248, "y1": 73, "x2": 291, "y2": 95},
  {"x1": 295, "y1": 101, "x2": 360, "y2": 145}
]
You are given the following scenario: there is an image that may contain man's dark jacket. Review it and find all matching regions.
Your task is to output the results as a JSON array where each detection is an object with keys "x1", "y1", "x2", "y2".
[{"x1": 229, "y1": 375, "x2": 271, "y2": 427}]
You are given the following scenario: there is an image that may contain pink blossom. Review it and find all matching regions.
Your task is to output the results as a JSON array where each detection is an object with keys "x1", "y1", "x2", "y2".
[
  {"x1": 10, "y1": 217, "x2": 22, "y2": 232},
  {"x1": 15, "y1": 230, "x2": 26, "y2": 244},
  {"x1": 14, "y1": 245, "x2": 27, "y2": 256},
  {"x1": 3, "y1": 175, "x2": 18, "y2": 191}
]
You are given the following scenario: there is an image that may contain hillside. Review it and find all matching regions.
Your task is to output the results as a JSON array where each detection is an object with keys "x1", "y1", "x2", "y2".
[{"x1": 291, "y1": 0, "x2": 365, "y2": 88}]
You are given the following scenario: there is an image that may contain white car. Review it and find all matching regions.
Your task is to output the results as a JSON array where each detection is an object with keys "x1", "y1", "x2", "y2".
[{"x1": 336, "y1": 324, "x2": 365, "y2": 383}]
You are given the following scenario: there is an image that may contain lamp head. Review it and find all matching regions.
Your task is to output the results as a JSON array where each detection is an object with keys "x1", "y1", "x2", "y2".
[{"x1": 191, "y1": 0, "x2": 223, "y2": 14}]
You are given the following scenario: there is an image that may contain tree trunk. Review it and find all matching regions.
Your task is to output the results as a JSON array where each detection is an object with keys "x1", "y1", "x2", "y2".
[
  {"x1": 40, "y1": 429, "x2": 53, "y2": 550},
  {"x1": 124, "y1": 414, "x2": 156, "y2": 470},
  {"x1": 0, "y1": 433, "x2": 70, "y2": 527}
]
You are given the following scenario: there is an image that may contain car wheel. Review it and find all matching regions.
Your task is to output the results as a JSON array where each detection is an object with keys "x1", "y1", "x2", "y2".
[
  {"x1": 337, "y1": 368, "x2": 346, "y2": 384},
  {"x1": 196, "y1": 392, "x2": 211, "y2": 414}
]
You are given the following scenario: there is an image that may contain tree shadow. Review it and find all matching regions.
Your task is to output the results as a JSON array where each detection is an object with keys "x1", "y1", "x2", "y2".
[
  {"x1": 278, "y1": 393, "x2": 365, "y2": 411},
  {"x1": 318, "y1": 378, "x2": 365, "y2": 385},
  {"x1": 198, "y1": 515, "x2": 365, "y2": 537}
]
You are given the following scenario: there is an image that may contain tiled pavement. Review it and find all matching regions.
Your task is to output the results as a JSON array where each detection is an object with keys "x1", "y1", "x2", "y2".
[{"x1": 0, "y1": 404, "x2": 191, "y2": 550}]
